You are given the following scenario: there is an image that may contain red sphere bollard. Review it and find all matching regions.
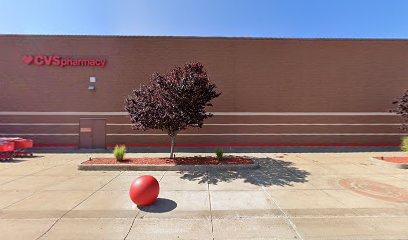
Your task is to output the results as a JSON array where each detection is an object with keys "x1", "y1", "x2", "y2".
[{"x1": 129, "y1": 175, "x2": 160, "y2": 206}]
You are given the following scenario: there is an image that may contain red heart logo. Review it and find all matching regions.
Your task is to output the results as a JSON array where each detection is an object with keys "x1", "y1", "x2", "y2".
[{"x1": 22, "y1": 55, "x2": 33, "y2": 65}]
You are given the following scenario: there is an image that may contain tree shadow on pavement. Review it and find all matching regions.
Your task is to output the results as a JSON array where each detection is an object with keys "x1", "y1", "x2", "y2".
[{"x1": 178, "y1": 156, "x2": 310, "y2": 186}]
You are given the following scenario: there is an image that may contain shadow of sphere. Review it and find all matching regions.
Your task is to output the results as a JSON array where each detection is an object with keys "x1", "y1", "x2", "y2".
[{"x1": 137, "y1": 198, "x2": 177, "y2": 213}]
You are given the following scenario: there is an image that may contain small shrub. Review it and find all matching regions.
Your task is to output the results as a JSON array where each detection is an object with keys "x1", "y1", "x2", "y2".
[
  {"x1": 113, "y1": 145, "x2": 126, "y2": 161},
  {"x1": 401, "y1": 136, "x2": 408, "y2": 152},
  {"x1": 215, "y1": 148, "x2": 224, "y2": 160}
]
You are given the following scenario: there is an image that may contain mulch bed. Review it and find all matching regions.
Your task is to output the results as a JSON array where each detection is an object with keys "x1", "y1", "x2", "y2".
[
  {"x1": 373, "y1": 157, "x2": 408, "y2": 164},
  {"x1": 82, "y1": 157, "x2": 254, "y2": 165}
]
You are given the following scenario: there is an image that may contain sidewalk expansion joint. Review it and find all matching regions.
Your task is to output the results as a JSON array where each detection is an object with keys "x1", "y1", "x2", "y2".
[
  {"x1": 124, "y1": 170, "x2": 167, "y2": 240},
  {"x1": 262, "y1": 186, "x2": 304, "y2": 240},
  {"x1": 206, "y1": 171, "x2": 215, "y2": 240},
  {"x1": 1, "y1": 159, "x2": 82, "y2": 210},
  {"x1": 0, "y1": 158, "x2": 77, "y2": 187},
  {"x1": 34, "y1": 171, "x2": 124, "y2": 240}
]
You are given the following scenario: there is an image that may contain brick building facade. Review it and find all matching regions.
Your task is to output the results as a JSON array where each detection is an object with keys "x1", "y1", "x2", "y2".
[{"x1": 0, "y1": 35, "x2": 406, "y2": 147}]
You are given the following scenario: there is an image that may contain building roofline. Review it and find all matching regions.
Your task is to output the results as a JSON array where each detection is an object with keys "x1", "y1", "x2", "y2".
[{"x1": 1, "y1": 33, "x2": 408, "y2": 41}]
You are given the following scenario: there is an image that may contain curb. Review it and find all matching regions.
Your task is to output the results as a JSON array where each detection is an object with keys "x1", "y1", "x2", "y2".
[
  {"x1": 78, "y1": 162, "x2": 260, "y2": 171},
  {"x1": 370, "y1": 157, "x2": 408, "y2": 169}
]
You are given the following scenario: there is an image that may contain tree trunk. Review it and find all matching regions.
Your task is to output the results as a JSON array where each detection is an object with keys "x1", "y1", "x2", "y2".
[{"x1": 169, "y1": 134, "x2": 176, "y2": 159}]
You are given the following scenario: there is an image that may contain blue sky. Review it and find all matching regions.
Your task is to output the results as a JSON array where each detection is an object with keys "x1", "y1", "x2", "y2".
[{"x1": 1, "y1": 0, "x2": 408, "y2": 38}]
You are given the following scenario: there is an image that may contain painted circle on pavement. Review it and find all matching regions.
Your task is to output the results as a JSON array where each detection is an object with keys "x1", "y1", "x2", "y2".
[{"x1": 339, "y1": 178, "x2": 408, "y2": 203}]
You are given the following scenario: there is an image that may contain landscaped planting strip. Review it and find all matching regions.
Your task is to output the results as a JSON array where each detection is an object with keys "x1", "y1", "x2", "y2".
[
  {"x1": 78, "y1": 162, "x2": 259, "y2": 171},
  {"x1": 370, "y1": 157, "x2": 408, "y2": 169}
]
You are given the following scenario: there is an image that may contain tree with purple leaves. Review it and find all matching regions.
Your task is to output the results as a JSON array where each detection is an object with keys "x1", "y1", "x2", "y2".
[
  {"x1": 390, "y1": 90, "x2": 408, "y2": 130},
  {"x1": 125, "y1": 62, "x2": 221, "y2": 158}
]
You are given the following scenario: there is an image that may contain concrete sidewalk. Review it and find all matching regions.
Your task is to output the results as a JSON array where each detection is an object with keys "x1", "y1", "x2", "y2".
[{"x1": 0, "y1": 151, "x2": 407, "y2": 239}]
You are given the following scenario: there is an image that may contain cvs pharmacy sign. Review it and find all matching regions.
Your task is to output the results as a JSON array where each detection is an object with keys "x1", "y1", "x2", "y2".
[{"x1": 22, "y1": 55, "x2": 107, "y2": 68}]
